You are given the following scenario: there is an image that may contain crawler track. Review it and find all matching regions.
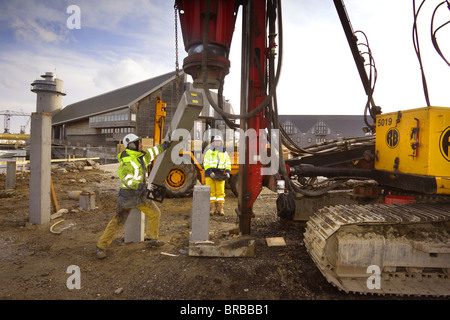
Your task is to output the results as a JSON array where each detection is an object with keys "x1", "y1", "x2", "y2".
[{"x1": 304, "y1": 202, "x2": 450, "y2": 296}]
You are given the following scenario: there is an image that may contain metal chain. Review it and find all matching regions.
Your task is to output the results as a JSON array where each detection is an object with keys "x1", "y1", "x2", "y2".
[
  {"x1": 174, "y1": 3, "x2": 180, "y2": 105},
  {"x1": 168, "y1": 2, "x2": 180, "y2": 138}
]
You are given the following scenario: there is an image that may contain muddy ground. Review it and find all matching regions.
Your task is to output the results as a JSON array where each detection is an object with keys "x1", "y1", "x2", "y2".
[{"x1": 0, "y1": 161, "x2": 445, "y2": 310}]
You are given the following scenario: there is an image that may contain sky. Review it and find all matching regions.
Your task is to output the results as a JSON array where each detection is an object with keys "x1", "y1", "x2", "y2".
[{"x1": 0, "y1": 0, "x2": 449, "y2": 134}]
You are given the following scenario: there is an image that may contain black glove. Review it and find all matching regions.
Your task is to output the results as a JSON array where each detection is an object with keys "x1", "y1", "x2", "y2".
[
  {"x1": 161, "y1": 140, "x2": 170, "y2": 150},
  {"x1": 137, "y1": 182, "x2": 147, "y2": 191}
]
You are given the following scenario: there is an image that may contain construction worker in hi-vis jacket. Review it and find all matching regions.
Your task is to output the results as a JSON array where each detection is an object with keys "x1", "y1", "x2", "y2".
[
  {"x1": 203, "y1": 135, "x2": 231, "y2": 216},
  {"x1": 96, "y1": 133, "x2": 172, "y2": 259}
]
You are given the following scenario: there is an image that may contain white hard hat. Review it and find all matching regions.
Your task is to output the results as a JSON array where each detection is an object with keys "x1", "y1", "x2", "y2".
[
  {"x1": 123, "y1": 133, "x2": 140, "y2": 147},
  {"x1": 213, "y1": 135, "x2": 223, "y2": 142}
]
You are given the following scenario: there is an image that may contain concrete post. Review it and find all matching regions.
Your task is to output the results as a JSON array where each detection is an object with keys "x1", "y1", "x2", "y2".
[
  {"x1": 78, "y1": 191, "x2": 96, "y2": 211},
  {"x1": 29, "y1": 113, "x2": 52, "y2": 225},
  {"x1": 5, "y1": 161, "x2": 16, "y2": 190},
  {"x1": 190, "y1": 185, "x2": 211, "y2": 242},
  {"x1": 124, "y1": 209, "x2": 145, "y2": 243}
]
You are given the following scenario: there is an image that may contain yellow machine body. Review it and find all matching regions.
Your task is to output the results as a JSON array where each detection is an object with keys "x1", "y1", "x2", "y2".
[{"x1": 374, "y1": 106, "x2": 450, "y2": 194}]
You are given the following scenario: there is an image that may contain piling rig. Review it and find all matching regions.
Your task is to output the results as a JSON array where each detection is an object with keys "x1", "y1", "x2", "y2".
[{"x1": 175, "y1": 0, "x2": 450, "y2": 296}]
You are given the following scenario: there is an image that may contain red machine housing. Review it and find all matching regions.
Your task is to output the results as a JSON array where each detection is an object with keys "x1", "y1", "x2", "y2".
[{"x1": 176, "y1": 0, "x2": 240, "y2": 89}]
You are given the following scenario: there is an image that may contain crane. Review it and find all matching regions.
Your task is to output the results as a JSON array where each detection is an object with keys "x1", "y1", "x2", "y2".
[{"x1": 0, "y1": 110, "x2": 31, "y2": 134}]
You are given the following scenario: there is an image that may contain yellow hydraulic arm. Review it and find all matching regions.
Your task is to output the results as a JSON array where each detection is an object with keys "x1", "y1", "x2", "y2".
[{"x1": 154, "y1": 96, "x2": 166, "y2": 146}]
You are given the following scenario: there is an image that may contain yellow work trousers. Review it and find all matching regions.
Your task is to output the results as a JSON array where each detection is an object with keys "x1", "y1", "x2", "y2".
[
  {"x1": 97, "y1": 200, "x2": 161, "y2": 250},
  {"x1": 205, "y1": 177, "x2": 226, "y2": 204}
]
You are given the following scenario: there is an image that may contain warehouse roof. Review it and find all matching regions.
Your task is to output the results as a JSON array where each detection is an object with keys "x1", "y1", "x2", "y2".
[{"x1": 52, "y1": 70, "x2": 181, "y2": 125}]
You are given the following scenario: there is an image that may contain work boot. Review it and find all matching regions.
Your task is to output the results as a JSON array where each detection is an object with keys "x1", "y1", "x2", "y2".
[
  {"x1": 210, "y1": 203, "x2": 216, "y2": 216},
  {"x1": 217, "y1": 203, "x2": 225, "y2": 216},
  {"x1": 146, "y1": 239, "x2": 165, "y2": 248},
  {"x1": 96, "y1": 247, "x2": 107, "y2": 259}
]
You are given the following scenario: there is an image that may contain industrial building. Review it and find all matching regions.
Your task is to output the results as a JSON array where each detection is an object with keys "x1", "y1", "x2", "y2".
[
  {"x1": 48, "y1": 70, "x2": 234, "y2": 162},
  {"x1": 51, "y1": 71, "x2": 185, "y2": 148},
  {"x1": 278, "y1": 114, "x2": 368, "y2": 147}
]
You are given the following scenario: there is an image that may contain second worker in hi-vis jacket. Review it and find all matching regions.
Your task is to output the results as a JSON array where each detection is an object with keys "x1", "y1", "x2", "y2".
[{"x1": 203, "y1": 135, "x2": 231, "y2": 216}]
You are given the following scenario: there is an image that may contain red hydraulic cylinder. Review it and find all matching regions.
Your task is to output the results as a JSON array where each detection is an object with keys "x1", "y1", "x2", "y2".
[
  {"x1": 176, "y1": 0, "x2": 239, "y2": 89},
  {"x1": 238, "y1": 0, "x2": 268, "y2": 235}
]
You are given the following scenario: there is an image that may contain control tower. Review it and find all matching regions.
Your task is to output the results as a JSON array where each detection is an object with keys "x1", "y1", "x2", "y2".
[{"x1": 31, "y1": 72, "x2": 66, "y2": 113}]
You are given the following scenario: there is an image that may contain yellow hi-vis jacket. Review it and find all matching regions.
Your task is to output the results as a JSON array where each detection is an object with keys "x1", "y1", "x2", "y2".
[
  {"x1": 117, "y1": 144, "x2": 165, "y2": 190},
  {"x1": 203, "y1": 147, "x2": 231, "y2": 178}
]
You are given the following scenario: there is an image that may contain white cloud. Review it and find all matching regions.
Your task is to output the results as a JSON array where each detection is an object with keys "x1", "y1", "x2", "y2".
[
  {"x1": 1, "y1": 79, "x2": 21, "y2": 90},
  {"x1": 93, "y1": 58, "x2": 166, "y2": 91},
  {"x1": 74, "y1": 0, "x2": 160, "y2": 30},
  {"x1": 10, "y1": 17, "x2": 68, "y2": 43},
  {"x1": 0, "y1": 0, "x2": 69, "y2": 44}
]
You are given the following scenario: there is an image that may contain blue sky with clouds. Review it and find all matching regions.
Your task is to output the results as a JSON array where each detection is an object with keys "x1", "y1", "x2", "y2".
[{"x1": 1, "y1": 0, "x2": 449, "y2": 133}]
